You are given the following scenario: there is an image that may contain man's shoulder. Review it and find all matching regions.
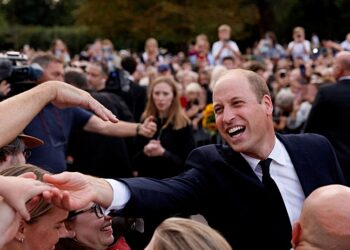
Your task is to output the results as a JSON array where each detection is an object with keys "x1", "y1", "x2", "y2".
[{"x1": 278, "y1": 133, "x2": 330, "y2": 148}]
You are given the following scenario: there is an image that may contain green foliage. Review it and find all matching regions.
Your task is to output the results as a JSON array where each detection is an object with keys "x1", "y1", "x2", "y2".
[
  {"x1": 1, "y1": 0, "x2": 81, "y2": 26},
  {"x1": 0, "y1": 25, "x2": 94, "y2": 55},
  {"x1": 1, "y1": 0, "x2": 350, "y2": 53},
  {"x1": 74, "y1": 0, "x2": 260, "y2": 51}
]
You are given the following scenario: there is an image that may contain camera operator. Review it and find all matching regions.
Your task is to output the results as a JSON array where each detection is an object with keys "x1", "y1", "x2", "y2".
[
  {"x1": 0, "y1": 51, "x2": 43, "y2": 99},
  {"x1": 211, "y1": 24, "x2": 241, "y2": 65}
]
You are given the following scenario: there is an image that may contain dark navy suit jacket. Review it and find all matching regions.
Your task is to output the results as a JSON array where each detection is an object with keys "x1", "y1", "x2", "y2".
[
  {"x1": 120, "y1": 133, "x2": 345, "y2": 250},
  {"x1": 304, "y1": 79, "x2": 350, "y2": 184}
]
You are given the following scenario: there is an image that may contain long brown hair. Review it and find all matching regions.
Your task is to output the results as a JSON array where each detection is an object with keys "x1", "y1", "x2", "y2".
[{"x1": 142, "y1": 76, "x2": 190, "y2": 130}]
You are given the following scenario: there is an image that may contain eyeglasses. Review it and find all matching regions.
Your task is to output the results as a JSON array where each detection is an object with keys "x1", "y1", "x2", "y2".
[{"x1": 67, "y1": 204, "x2": 104, "y2": 220}]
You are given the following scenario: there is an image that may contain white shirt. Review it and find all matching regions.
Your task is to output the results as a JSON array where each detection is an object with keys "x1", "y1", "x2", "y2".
[
  {"x1": 288, "y1": 40, "x2": 311, "y2": 61},
  {"x1": 241, "y1": 137, "x2": 305, "y2": 225},
  {"x1": 341, "y1": 40, "x2": 350, "y2": 51},
  {"x1": 212, "y1": 40, "x2": 240, "y2": 64},
  {"x1": 105, "y1": 137, "x2": 305, "y2": 225}
]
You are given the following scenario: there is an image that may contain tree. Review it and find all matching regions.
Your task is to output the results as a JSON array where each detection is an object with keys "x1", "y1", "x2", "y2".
[
  {"x1": 1, "y1": 0, "x2": 81, "y2": 26},
  {"x1": 74, "y1": 0, "x2": 260, "y2": 51}
]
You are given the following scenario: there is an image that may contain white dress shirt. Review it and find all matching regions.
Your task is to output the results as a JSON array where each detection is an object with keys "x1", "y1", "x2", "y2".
[{"x1": 241, "y1": 137, "x2": 305, "y2": 225}]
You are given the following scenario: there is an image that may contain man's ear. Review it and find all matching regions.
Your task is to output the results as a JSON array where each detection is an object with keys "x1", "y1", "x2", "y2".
[
  {"x1": 291, "y1": 221, "x2": 302, "y2": 248},
  {"x1": 262, "y1": 94, "x2": 273, "y2": 115}
]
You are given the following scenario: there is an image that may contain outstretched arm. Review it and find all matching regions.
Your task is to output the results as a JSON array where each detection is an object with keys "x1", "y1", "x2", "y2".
[
  {"x1": 0, "y1": 81, "x2": 117, "y2": 147},
  {"x1": 84, "y1": 115, "x2": 157, "y2": 138}
]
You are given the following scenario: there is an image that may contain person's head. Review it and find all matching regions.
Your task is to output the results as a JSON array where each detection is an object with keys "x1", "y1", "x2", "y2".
[
  {"x1": 0, "y1": 164, "x2": 68, "y2": 250},
  {"x1": 64, "y1": 69, "x2": 88, "y2": 90},
  {"x1": 346, "y1": 33, "x2": 350, "y2": 42},
  {"x1": 185, "y1": 82, "x2": 202, "y2": 102},
  {"x1": 209, "y1": 65, "x2": 228, "y2": 90},
  {"x1": 50, "y1": 39, "x2": 68, "y2": 53},
  {"x1": 0, "y1": 135, "x2": 43, "y2": 171},
  {"x1": 275, "y1": 88, "x2": 295, "y2": 114},
  {"x1": 265, "y1": 31, "x2": 277, "y2": 47},
  {"x1": 218, "y1": 24, "x2": 231, "y2": 41},
  {"x1": 222, "y1": 56, "x2": 236, "y2": 70},
  {"x1": 145, "y1": 38, "x2": 159, "y2": 54},
  {"x1": 213, "y1": 69, "x2": 274, "y2": 159},
  {"x1": 195, "y1": 35, "x2": 210, "y2": 53},
  {"x1": 121, "y1": 56, "x2": 138, "y2": 75},
  {"x1": 31, "y1": 53, "x2": 64, "y2": 83},
  {"x1": 292, "y1": 185, "x2": 350, "y2": 250},
  {"x1": 333, "y1": 51, "x2": 350, "y2": 79},
  {"x1": 63, "y1": 203, "x2": 113, "y2": 250},
  {"x1": 145, "y1": 217, "x2": 232, "y2": 250},
  {"x1": 143, "y1": 76, "x2": 189, "y2": 129},
  {"x1": 85, "y1": 61, "x2": 109, "y2": 91},
  {"x1": 293, "y1": 26, "x2": 305, "y2": 42},
  {"x1": 101, "y1": 39, "x2": 114, "y2": 56}
]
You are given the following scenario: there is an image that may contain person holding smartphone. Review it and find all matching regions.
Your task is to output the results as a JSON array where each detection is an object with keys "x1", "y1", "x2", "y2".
[{"x1": 211, "y1": 24, "x2": 241, "y2": 65}]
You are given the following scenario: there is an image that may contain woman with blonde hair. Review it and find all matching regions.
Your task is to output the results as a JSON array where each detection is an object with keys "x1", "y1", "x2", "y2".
[
  {"x1": 0, "y1": 164, "x2": 69, "y2": 250},
  {"x1": 132, "y1": 76, "x2": 195, "y2": 179},
  {"x1": 141, "y1": 38, "x2": 164, "y2": 67},
  {"x1": 145, "y1": 217, "x2": 232, "y2": 250}
]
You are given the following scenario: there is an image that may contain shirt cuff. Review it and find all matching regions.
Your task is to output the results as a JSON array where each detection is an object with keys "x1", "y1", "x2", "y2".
[{"x1": 103, "y1": 179, "x2": 131, "y2": 215}]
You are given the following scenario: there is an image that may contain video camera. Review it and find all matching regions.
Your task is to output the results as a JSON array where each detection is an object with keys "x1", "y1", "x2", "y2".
[{"x1": 0, "y1": 51, "x2": 43, "y2": 96}]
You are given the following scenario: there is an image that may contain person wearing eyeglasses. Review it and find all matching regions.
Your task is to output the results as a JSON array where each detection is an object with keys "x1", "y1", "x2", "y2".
[
  {"x1": 56, "y1": 203, "x2": 131, "y2": 250},
  {"x1": 0, "y1": 134, "x2": 43, "y2": 171}
]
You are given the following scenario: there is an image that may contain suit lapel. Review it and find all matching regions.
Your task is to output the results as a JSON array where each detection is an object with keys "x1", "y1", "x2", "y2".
[
  {"x1": 218, "y1": 145, "x2": 263, "y2": 187},
  {"x1": 276, "y1": 134, "x2": 313, "y2": 196}
]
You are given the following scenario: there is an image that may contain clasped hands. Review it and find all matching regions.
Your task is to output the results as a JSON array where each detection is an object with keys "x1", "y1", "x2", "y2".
[{"x1": 143, "y1": 139, "x2": 165, "y2": 157}]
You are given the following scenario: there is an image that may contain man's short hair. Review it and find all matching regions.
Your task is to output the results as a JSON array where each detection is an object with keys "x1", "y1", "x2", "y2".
[
  {"x1": 121, "y1": 56, "x2": 137, "y2": 75},
  {"x1": 64, "y1": 70, "x2": 88, "y2": 89},
  {"x1": 244, "y1": 70, "x2": 271, "y2": 102},
  {"x1": 31, "y1": 53, "x2": 63, "y2": 69},
  {"x1": 88, "y1": 61, "x2": 109, "y2": 77}
]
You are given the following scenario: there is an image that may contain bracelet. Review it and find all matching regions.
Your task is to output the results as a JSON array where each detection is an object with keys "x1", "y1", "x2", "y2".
[{"x1": 136, "y1": 124, "x2": 141, "y2": 135}]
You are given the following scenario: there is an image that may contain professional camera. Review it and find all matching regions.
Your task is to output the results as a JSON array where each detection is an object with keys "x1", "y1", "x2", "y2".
[{"x1": 0, "y1": 51, "x2": 43, "y2": 96}]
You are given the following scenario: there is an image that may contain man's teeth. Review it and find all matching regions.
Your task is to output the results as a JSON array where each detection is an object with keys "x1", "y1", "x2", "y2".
[{"x1": 228, "y1": 126, "x2": 244, "y2": 134}]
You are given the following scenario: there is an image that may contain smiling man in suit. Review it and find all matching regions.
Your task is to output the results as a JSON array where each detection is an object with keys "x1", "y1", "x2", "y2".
[{"x1": 44, "y1": 69, "x2": 345, "y2": 250}]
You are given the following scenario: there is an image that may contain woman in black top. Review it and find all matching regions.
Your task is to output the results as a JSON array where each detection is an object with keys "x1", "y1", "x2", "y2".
[{"x1": 132, "y1": 76, "x2": 195, "y2": 179}]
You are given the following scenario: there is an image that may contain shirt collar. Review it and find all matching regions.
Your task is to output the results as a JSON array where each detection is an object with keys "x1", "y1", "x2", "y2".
[
  {"x1": 339, "y1": 76, "x2": 350, "y2": 81},
  {"x1": 241, "y1": 136, "x2": 287, "y2": 171}
]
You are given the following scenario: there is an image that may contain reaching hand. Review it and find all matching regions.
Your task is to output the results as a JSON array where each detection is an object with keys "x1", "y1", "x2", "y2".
[
  {"x1": 139, "y1": 116, "x2": 157, "y2": 138},
  {"x1": 0, "y1": 173, "x2": 53, "y2": 221},
  {"x1": 144, "y1": 139, "x2": 165, "y2": 157},
  {"x1": 45, "y1": 81, "x2": 118, "y2": 123},
  {"x1": 42, "y1": 172, "x2": 113, "y2": 211}
]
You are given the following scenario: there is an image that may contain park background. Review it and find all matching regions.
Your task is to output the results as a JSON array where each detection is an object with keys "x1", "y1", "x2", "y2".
[{"x1": 0, "y1": 0, "x2": 349, "y2": 54}]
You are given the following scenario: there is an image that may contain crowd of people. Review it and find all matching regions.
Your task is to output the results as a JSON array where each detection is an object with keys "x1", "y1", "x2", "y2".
[{"x1": 0, "y1": 23, "x2": 350, "y2": 250}]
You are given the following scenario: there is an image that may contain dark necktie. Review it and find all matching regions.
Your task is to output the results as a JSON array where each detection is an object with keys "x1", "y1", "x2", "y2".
[{"x1": 259, "y1": 158, "x2": 292, "y2": 249}]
